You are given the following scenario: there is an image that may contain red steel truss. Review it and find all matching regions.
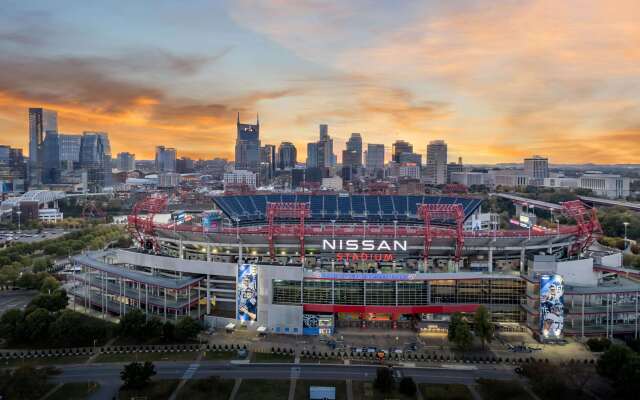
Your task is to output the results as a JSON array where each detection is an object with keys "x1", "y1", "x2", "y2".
[
  {"x1": 418, "y1": 203, "x2": 465, "y2": 262},
  {"x1": 266, "y1": 202, "x2": 311, "y2": 259},
  {"x1": 127, "y1": 194, "x2": 168, "y2": 251},
  {"x1": 560, "y1": 200, "x2": 602, "y2": 255}
]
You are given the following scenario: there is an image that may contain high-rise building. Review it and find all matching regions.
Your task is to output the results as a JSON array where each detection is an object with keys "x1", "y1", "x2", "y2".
[
  {"x1": 176, "y1": 157, "x2": 194, "y2": 174},
  {"x1": 117, "y1": 152, "x2": 136, "y2": 172},
  {"x1": 426, "y1": 140, "x2": 448, "y2": 185},
  {"x1": 392, "y1": 140, "x2": 413, "y2": 163},
  {"x1": 366, "y1": 143, "x2": 385, "y2": 177},
  {"x1": 0, "y1": 146, "x2": 27, "y2": 193},
  {"x1": 345, "y1": 133, "x2": 362, "y2": 167},
  {"x1": 80, "y1": 132, "x2": 111, "y2": 192},
  {"x1": 155, "y1": 146, "x2": 177, "y2": 172},
  {"x1": 317, "y1": 124, "x2": 335, "y2": 168},
  {"x1": 58, "y1": 134, "x2": 81, "y2": 166},
  {"x1": 306, "y1": 142, "x2": 318, "y2": 168},
  {"x1": 524, "y1": 155, "x2": 549, "y2": 182},
  {"x1": 42, "y1": 131, "x2": 60, "y2": 184},
  {"x1": 235, "y1": 113, "x2": 261, "y2": 172},
  {"x1": 277, "y1": 142, "x2": 297, "y2": 170},
  {"x1": 259, "y1": 144, "x2": 276, "y2": 184},
  {"x1": 28, "y1": 108, "x2": 58, "y2": 186}
]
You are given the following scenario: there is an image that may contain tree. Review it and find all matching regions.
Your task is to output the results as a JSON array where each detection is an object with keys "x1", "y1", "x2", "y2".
[
  {"x1": 452, "y1": 321, "x2": 473, "y2": 351},
  {"x1": 473, "y1": 306, "x2": 494, "y2": 349},
  {"x1": 398, "y1": 377, "x2": 417, "y2": 396},
  {"x1": 0, "y1": 308, "x2": 25, "y2": 343},
  {"x1": 144, "y1": 317, "x2": 164, "y2": 339},
  {"x1": 175, "y1": 316, "x2": 202, "y2": 341},
  {"x1": 120, "y1": 361, "x2": 156, "y2": 389},
  {"x1": 448, "y1": 312, "x2": 463, "y2": 342},
  {"x1": 617, "y1": 356, "x2": 640, "y2": 399},
  {"x1": 0, "y1": 366, "x2": 51, "y2": 399},
  {"x1": 162, "y1": 320, "x2": 175, "y2": 342},
  {"x1": 32, "y1": 256, "x2": 52, "y2": 272},
  {"x1": 597, "y1": 344, "x2": 634, "y2": 379},
  {"x1": 28, "y1": 289, "x2": 69, "y2": 312},
  {"x1": 40, "y1": 276, "x2": 60, "y2": 294},
  {"x1": 118, "y1": 309, "x2": 147, "y2": 341},
  {"x1": 373, "y1": 367, "x2": 395, "y2": 393},
  {"x1": 24, "y1": 308, "x2": 55, "y2": 342}
]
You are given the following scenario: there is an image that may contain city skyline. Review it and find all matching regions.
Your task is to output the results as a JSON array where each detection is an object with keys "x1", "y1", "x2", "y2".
[{"x1": 1, "y1": 1, "x2": 640, "y2": 163}]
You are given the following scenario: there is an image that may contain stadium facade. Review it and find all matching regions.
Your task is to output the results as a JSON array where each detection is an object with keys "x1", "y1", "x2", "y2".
[{"x1": 70, "y1": 194, "x2": 640, "y2": 341}]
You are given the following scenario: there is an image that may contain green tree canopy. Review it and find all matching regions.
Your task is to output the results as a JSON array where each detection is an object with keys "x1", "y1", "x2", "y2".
[
  {"x1": 120, "y1": 361, "x2": 156, "y2": 389},
  {"x1": 473, "y1": 306, "x2": 494, "y2": 349}
]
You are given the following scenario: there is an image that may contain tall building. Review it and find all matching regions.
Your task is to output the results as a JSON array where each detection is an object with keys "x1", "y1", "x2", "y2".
[
  {"x1": 42, "y1": 131, "x2": 60, "y2": 184},
  {"x1": 80, "y1": 132, "x2": 111, "y2": 192},
  {"x1": 578, "y1": 173, "x2": 630, "y2": 199},
  {"x1": 235, "y1": 113, "x2": 261, "y2": 172},
  {"x1": 155, "y1": 146, "x2": 177, "y2": 172},
  {"x1": 306, "y1": 142, "x2": 318, "y2": 168},
  {"x1": 366, "y1": 144, "x2": 385, "y2": 171},
  {"x1": 345, "y1": 133, "x2": 362, "y2": 167},
  {"x1": 117, "y1": 152, "x2": 136, "y2": 172},
  {"x1": 317, "y1": 124, "x2": 335, "y2": 168},
  {"x1": 524, "y1": 155, "x2": 549, "y2": 183},
  {"x1": 58, "y1": 134, "x2": 81, "y2": 166},
  {"x1": 425, "y1": 140, "x2": 448, "y2": 185},
  {"x1": 0, "y1": 146, "x2": 26, "y2": 193},
  {"x1": 28, "y1": 108, "x2": 58, "y2": 186},
  {"x1": 176, "y1": 157, "x2": 194, "y2": 173},
  {"x1": 277, "y1": 142, "x2": 297, "y2": 170},
  {"x1": 392, "y1": 140, "x2": 413, "y2": 163},
  {"x1": 259, "y1": 144, "x2": 276, "y2": 184}
]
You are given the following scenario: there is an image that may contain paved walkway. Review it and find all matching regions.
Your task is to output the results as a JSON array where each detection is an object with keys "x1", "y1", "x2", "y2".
[{"x1": 228, "y1": 378, "x2": 242, "y2": 400}]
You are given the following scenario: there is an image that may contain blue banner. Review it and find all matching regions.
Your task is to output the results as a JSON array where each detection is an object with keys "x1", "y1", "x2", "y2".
[
  {"x1": 237, "y1": 264, "x2": 258, "y2": 322},
  {"x1": 540, "y1": 274, "x2": 564, "y2": 339}
]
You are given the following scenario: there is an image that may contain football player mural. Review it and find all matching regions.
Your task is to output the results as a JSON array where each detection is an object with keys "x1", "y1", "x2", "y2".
[
  {"x1": 237, "y1": 264, "x2": 258, "y2": 322},
  {"x1": 540, "y1": 275, "x2": 564, "y2": 338}
]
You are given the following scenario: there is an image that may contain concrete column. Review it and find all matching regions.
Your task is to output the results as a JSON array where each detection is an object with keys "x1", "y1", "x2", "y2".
[
  {"x1": 145, "y1": 284, "x2": 149, "y2": 320},
  {"x1": 520, "y1": 247, "x2": 526, "y2": 274},
  {"x1": 581, "y1": 294, "x2": 585, "y2": 339},
  {"x1": 206, "y1": 244, "x2": 211, "y2": 262},
  {"x1": 206, "y1": 274, "x2": 211, "y2": 314},
  {"x1": 488, "y1": 247, "x2": 493, "y2": 273},
  {"x1": 635, "y1": 292, "x2": 638, "y2": 339},
  {"x1": 179, "y1": 239, "x2": 184, "y2": 259},
  {"x1": 164, "y1": 289, "x2": 167, "y2": 322}
]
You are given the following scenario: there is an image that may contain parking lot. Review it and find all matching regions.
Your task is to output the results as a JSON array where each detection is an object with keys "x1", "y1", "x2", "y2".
[
  {"x1": 0, "y1": 228, "x2": 68, "y2": 245},
  {"x1": 0, "y1": 290, "x2": 38, "y2": 314}
]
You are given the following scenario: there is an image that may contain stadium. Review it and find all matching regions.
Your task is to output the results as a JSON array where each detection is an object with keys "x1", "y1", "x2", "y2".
[{"x1": 69, "y1": 194, "x2": 640, "y2": 340}]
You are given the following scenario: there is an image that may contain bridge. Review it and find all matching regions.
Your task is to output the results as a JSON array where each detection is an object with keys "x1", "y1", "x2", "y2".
[
  {"x1": 578, "y1": 196, "x2": 640, "y2": 212},
  {"x1": 489, "y1": 193, "x2": 563, "y2": 211}
]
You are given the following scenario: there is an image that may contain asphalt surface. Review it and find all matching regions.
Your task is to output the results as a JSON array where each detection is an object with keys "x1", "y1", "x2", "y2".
[
  {"x1": 50, "y1": 360, "x2": 516, "y2": 400},
  {"x1": 0, "y1": 290, "x2": 38, "y2": 313}
]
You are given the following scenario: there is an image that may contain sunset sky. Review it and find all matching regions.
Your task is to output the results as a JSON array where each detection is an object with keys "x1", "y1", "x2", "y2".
[{"x1": 1, "y1": 0, "x2": 639, "y2": 163}]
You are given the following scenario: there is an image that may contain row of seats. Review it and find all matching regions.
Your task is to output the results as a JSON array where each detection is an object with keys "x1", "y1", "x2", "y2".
[{"x1": 213, "y1": 195, "x2": 482, "y2": 225}]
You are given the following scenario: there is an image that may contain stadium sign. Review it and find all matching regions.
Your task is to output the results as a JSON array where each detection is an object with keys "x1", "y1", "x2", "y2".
[{"x1": 322, "y1": 239, "x2": 407, "y2": 252}]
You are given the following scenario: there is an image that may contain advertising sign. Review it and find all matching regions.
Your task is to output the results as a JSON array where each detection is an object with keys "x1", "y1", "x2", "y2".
[
  {"x1": 540, "y1": 274, "x2": 564, "y2": 339},
  {"x1": 236, "y1": 264, "x2": 258, "y2": 322}
]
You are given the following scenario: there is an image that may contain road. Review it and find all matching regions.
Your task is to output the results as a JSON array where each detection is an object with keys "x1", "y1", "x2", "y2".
[{"x1": 50, "y1": 360, "x2": 515, "y2": 399}]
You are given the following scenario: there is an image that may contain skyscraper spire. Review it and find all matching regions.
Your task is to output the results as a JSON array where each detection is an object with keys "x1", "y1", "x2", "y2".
[
  {"x1": 237, "y1": 111, "x2": 240, "y2": 124},
  {"x1": 256, "y1": 112, "x2": 259, "y2": 125}
]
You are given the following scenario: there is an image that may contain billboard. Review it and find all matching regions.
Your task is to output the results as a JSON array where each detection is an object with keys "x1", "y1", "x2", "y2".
[
  {"x1": 540, "y1": 274, "x2": 564, "y2": 339},
  {"x1": 236, "y1": 264, "x2": 258, "y2": 322}
]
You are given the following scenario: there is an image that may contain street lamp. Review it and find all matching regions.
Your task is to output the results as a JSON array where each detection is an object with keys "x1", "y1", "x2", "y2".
[
  {"x1": 623, "y1": 222, "x2": 629, "y2": 250},
  {"x1": 16, "y1": 210, "x2": 22, "y2": 234}
]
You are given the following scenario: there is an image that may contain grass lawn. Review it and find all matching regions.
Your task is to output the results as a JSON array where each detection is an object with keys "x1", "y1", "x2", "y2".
[
  {"x1": 252, "y1": 352, "x2": 294, "y2": 363},
  {"x1": 294, "y1": 379, "x2": 347, "y2": 400},
  {"x1": 352, "y1": 381, "x2": 417, "y2": 400},
  {"x1": 235, "y1": 379, "x2": 291, "y2": 400},
  {"x1": 202, "y1": 350, "x2": 236, "y2": 361},
  {"x1": 176, "y1": 376, "x2": 235, "y2": 400},
  {"x1": 476, "y1": 379, "x2": 535, "y2": 400},
  {"x1": 95, "y1": 350, "x2": 199, "y2": 363},
  {"x1": 118, "y1": 379, "x2": 180, "y2": 400},
  {"x1": 0, "y1": 355, "x2": 90, "y2": 367},
  {"x1": 49, "y1": 382, "x2": 100, "y2": 400},
  {"x1": 420, "y1": 384, "x2": 473, "y2": 400}
]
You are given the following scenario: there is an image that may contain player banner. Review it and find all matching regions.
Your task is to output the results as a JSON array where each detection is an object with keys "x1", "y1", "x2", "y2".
[
  {"x1": 237, "y1": 264, "x2": 257, "y2": 322},
  {"x1": 540, "y1": 274, "x2": 564, "y2": 339}
]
